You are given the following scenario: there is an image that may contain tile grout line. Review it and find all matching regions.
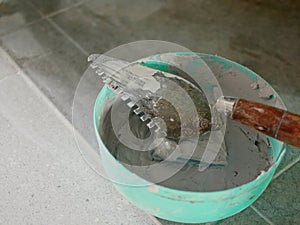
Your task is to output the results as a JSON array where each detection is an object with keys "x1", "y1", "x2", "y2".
[
  {"x1": 250, "y1": 205, "x2": 275, "y2": 225},
  {"x1": 46, "y1": 18, "x2": 89, "y2": 56},
  {"x1": 45, "y1": 0, "x2": 90, "y2": 18},
  {"x1": 272, "y1": 154, "x2": 300, "y2": 180},
  {"x1": 24, "y1": 0, "x2": 89, "y2": 57},
  {"x1": 43, "y1": 0, "x2": 91, "y2": 57}
]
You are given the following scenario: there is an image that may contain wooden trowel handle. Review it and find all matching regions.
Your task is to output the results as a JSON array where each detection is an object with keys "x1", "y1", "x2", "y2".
[{"x1": 231, "y1": 98, "x2": 300, "y2": 148}]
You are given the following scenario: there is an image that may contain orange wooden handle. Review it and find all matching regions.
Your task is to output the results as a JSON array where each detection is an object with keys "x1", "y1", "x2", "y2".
[{"x1": 232, "y1": 98, "x2": 300, "y2": 147}]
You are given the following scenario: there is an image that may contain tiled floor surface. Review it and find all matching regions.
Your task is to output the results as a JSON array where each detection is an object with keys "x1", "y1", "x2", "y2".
[{"x1": 0, "y1": 0, "x2": 299, "y2": 224}]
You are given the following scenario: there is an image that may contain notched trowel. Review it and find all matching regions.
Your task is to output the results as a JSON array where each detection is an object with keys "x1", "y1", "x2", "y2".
[{"x1": 88, "y1": 54, "x2": 228, "y2": 167}]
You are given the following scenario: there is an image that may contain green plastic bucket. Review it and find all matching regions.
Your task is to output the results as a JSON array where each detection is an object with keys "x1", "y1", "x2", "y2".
[{"x1": 93, "y1": 53, "x2": 286, "y2": 223}]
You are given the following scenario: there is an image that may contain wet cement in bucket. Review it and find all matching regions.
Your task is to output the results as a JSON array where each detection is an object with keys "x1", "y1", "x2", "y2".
[
  {"x1": 98, "y1": 61, "x2": 277, "y2": 192},
  {"x1": 99, "y1": 101, "x2": 273, "y2": 192}
]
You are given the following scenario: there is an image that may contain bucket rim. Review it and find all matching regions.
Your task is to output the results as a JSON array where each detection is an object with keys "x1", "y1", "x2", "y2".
[{"x1": 93, "y1": 52, "x2": 287, "y2": 196}]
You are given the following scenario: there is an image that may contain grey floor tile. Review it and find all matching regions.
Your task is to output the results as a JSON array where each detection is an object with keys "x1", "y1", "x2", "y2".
[
  {"x1": 52, "y1": 0, "x2": 225, "y2": 54},
  {"x1": 254, "y1": 162, "x2": 300, "y2": 225},
  {"x1": 1, "y1": 20, "x2": 65, "y2": 60},
  {"x1": 82, "y1": 0, "x2": 164, "y2": 28},
  {"x1": 133, "y1": 0, "x2": 300, "y2": 106},
  {"x1": 51, "y1": 0, "x2": 300, "y2": 96},
  {"x1": 275, "y1": 145, "x2": 300, "y2": 177},
  {"x1": 0, "y1": 0, "x2": 40, "y2": 36},
  {"x1": 1, "y1": 27, "x2": 48, "y2": 59},
  {"x1": 0, "y1": 74, "x2": 155, "y2": 225},
  {"x1": 23, "y1": 50, "x2": 86, "y2": 120},
  {"x1": 216, "y1": 207, "x2": 268, "y2": 225},
  {"x1": 51, "y1": 1, "x2": 135, "y2": 54},
  {"x1": 1, "y1": 19, "x2": 87, "y2": 120},
  {"x1": 26, "y1": 0, "x2": 83, "y2": 15}
]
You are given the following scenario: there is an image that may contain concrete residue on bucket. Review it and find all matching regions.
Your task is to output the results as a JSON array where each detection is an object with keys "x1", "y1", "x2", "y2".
[{"x1": 251, "y1": 79, "x2": 275, "y2": 100}]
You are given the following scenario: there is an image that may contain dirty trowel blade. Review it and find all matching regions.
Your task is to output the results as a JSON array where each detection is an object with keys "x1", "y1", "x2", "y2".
[{"x1": 88, "y1": 54, "x2": 162, "y2": 133}]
